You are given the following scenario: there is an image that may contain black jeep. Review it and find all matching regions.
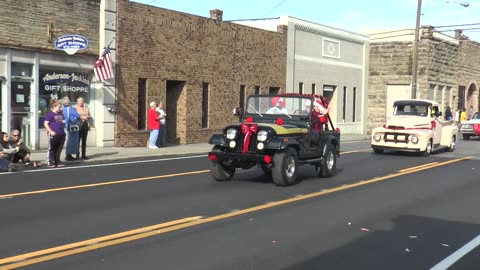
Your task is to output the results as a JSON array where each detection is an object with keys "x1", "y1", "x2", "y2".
[{"x1": 208, "y1": 94, "x2": 341, "y2": 186}]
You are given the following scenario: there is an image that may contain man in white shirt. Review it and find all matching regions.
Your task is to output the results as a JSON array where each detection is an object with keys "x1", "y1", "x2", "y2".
[{"x1": 156, "y1": 101, "x2": 167, "y2": 147}]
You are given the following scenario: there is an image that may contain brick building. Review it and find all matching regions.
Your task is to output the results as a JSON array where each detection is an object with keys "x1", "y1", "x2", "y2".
[
  {"x1": 116, "y1": 0, "x2": 287, "y2": 146},
  {"x1": 364, "y1": 27, "x2": 480, "y2": 131},
  {"x1": 0, "y1": 0, "x2": 116, "y2": 149}
]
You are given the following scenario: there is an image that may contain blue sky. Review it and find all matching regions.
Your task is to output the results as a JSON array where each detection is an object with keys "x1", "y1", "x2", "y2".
[{"x1": 131, "y1": 0, "x2": 480, "y2": 41}]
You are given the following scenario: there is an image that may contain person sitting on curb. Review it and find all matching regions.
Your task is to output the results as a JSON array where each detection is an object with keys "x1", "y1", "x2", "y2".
[
  {"x1": 9, "y1": 129, "x2": 35, "y2": 166},
  {"x1": 0, "y1": 131, "x2": 19, "y2": 172}
]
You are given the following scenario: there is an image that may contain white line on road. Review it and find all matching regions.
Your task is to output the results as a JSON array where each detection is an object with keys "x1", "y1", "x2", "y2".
[
  {"x1": 0, "y1": 155, "x2": 206, "y2": 175},
  {"x1": 430, "y1": 234, "x2": 480, "y2": 270}
]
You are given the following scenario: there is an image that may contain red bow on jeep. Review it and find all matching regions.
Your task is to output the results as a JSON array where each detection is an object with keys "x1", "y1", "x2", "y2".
[{"x1": 241, "y1": 123, "x2": 258, "y2": 153}]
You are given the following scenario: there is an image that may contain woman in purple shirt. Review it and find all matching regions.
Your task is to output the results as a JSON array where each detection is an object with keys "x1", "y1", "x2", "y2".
[{"x1": 44, "y1": 99, "x2": 66, "y2": 168}]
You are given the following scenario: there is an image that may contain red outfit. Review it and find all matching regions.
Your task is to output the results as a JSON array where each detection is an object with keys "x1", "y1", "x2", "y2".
[
  {"x1": 148, "y1": 108, "x2": 160, "y2": 130},
  {"x1": 311, "y1": 110, "x2": 323, "y2": 132}
]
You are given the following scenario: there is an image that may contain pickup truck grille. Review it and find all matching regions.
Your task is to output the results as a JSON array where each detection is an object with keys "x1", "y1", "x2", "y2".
[{"x1": 384, "y1": 132, "x2": 409, "y2": 143}]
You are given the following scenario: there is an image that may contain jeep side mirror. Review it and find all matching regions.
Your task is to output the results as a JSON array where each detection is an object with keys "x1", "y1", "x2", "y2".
[{"x1": 232, "y1": 107, "x2": 242, "y2": 116}]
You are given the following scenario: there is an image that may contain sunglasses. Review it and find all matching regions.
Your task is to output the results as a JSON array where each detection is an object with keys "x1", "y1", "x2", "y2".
[{"x1": 12, "y1": 134, "x2": 20, "y2": 137}]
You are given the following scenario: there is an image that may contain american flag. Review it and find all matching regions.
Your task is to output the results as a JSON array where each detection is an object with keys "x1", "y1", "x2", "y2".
[{"x1": 94, "y1": 47, "x2": 114, "y2": 81}]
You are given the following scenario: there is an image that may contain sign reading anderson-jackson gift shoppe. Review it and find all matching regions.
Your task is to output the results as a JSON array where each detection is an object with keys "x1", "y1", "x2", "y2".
[{"x1": 55, "y1": 34, "x2": 88, "y2": 54}]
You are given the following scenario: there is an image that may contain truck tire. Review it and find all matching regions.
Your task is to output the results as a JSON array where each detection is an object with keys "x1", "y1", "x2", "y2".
[
  {"x1": 373, "y1": 148, "x2": 384, "y2": 154},
  {"x1": 319, "y1": 144, "x2": 337, "y2": 178},
  {"x1": 211, "y1": 163, "x2": 235, "y2": 181},
  {"x1": 423, "y1": 139, "x2": 433, "y2": 156},
  {"x1": 446, "y1": 135, "x2": 456, "y2": 152},
  {"x1": 463, "y1": 134, "x2": 470, "y2": 140},
  {"x1": 272, "y1": 148, "x2": 298, "y2": 186}
]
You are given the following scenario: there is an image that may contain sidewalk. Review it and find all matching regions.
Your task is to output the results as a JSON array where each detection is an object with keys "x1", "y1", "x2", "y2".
[{"x1": 30, "y1": 134, "x2": 368, "y2": 165}]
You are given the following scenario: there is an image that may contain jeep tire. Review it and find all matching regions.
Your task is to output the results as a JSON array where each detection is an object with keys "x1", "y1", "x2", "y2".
[
  {"x1": 211, "y1": 163, "x2": 236, "y2": 181},
  {"x1": 272, "y1": 148, "x2": 298, "y2": 186},
  {"x1": 319, "y1": 143, "x2": 337, "y2": 177}
]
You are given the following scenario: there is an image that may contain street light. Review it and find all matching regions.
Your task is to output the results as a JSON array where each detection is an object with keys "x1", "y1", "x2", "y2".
[{"x1": 411, "y1": 0, "x2": 469, "y2": 99}]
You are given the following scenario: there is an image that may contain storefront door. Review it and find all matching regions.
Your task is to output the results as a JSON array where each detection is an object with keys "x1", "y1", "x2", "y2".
[{"x1": 10, "y1": 81, "x2": 31, "y2": 136}]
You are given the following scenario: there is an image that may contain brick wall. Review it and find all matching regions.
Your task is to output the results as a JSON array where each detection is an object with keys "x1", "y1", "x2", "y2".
[
  {"x1": 116, "y1": 0, "x2": 287, "y2": 146},
  {"x1": 0, "y1": 0, "x2": 100, "y2": 55}
]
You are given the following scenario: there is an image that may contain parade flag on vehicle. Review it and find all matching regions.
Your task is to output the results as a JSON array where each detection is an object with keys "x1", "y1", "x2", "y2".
[{"x1": 94, "y1": 47, "x2": 113, "y2": 81}]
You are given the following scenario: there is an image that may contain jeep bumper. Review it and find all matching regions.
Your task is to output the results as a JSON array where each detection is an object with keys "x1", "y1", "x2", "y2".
[{"x1": 208, "y1": 151, "x2": 268, "y2": 164}]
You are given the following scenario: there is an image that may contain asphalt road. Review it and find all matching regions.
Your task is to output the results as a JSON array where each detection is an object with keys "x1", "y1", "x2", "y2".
[{"x1": 0, "y1": 138, "x2": 479, "y2": 270}]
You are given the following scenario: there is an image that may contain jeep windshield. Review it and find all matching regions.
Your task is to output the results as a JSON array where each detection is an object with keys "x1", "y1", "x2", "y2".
[{"x1": 245, "y1": 96, "x2": 312, "y2": 119}]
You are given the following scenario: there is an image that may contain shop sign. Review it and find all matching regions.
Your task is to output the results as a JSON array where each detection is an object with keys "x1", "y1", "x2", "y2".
[
  {"x1": 42, "y1": 72, "x2": 90, "y2": 92},
  {"x1": 55, "y1": 34, "x2": 89, "y2": 55}
]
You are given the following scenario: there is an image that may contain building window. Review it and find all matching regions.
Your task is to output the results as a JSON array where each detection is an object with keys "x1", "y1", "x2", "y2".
[
  {"x1": 352, "y1": 87, "x2": 357, "y2": 122},
  {"x1": 299, "y1": 82, "x2": 304, "y2": 94},
  {"x1": 312, "y1": 83, "x2": 316, "y2": 95},
  {"x1": 269, "y1": 87, "x2": 280, "y2": 95},
  {"x1": 202, "y1": 82, "x2": 209, "y2": 128},
  {"x1": 138, "y1": 78, "x2": 147, "y2": 130},
  {"x1": 342, "y1": 86, "x2": 347, "y2": 122},
  {"x1": 240, "y1": 85, "x2": 246, "y2": 110},
  {"x1": 254, "y1": 86, "x2": 260, "y2": 95},
  {"x1": 39, "y1": 69, "x2": 93, "y2": 129}
]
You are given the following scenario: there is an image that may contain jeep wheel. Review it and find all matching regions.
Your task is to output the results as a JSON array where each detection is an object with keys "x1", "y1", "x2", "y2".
[
  {"x1": 446, "y1": 136, "x2": 456, "y2": 152},
  {"x1": 463, "y1": 134, "x2": 470, "y2": 140},
  {"x1": 319, "y1": 144, "x2": 337, "y2": 178},
  {"x1": 272, "y1": 148, "x2": 298, "y2": 186},
  {"x1": 211, "y1": 163, "x2": 236, "y2": 181},
  {"x1": 373, "y1": 148, "x2": 384, "y2": 154},
  {"x1": 423, "y1": 139, "x2": 433, "y2": 156}
]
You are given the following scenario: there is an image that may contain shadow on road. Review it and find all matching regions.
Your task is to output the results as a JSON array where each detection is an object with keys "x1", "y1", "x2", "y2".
[{"x1": 282, "y1": 215, "x2": 480, "y2": 270}]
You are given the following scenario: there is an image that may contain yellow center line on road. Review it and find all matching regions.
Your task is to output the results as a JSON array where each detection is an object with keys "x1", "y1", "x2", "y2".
[
  {"x1": 0, "y1": 150, "x2": 364, "y2": 199},
  {"x1": 0, "y1": 155, "x2": 473, "y2": 270},
  {"x1": 340, "y1": 149, "x2": 370, "y2": 154},
  {"x1": 0, "y1": 216, "x2": 202, "y2": 267},
  {"x1": 398, "y1": 162, "x2": 440, "y2": 172}
]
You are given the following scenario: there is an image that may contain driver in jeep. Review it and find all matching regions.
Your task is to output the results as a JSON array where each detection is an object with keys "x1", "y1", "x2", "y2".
[{"x1": 266, "y1": 97, "x2": 289, "y2": 114}]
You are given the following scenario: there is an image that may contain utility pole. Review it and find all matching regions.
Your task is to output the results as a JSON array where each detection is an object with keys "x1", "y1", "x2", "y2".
[{"x1": 411, "y1": 0, "x2": 422, "y2": 99}]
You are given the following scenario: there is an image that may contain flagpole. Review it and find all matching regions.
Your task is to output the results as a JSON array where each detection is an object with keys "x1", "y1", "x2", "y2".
[{"x1": 105, "y1": 37, "x2": 115, "y2": 49}]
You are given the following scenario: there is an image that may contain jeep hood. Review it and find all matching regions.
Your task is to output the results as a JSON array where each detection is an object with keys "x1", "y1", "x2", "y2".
[{"x1": 386, "y1": 116, "x2": 431, "y2": 129}]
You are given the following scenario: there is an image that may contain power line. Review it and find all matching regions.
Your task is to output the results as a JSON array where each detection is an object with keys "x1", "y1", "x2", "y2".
[
  {"x1": 258, "y1": 0, "x2": 288, "y2": 19},
  {"x1": 433, "y1": 22, "x2": 480, "y2": 28}
]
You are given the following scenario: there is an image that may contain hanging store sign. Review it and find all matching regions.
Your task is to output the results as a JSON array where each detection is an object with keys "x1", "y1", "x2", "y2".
[{"x1": 55, "y1": 34, "x2": 89, "y2": 55}]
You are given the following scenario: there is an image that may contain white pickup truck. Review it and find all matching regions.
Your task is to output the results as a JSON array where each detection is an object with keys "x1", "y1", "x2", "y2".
[{"x1": 371, "y1": 99, "x2": 457, "y2": 156}]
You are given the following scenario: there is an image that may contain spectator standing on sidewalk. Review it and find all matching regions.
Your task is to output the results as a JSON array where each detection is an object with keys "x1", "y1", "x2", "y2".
[
  {"x1": 61, "y1": 97, "x2": 81, "y2": 161},
  {"x1": 155, "y1": 101, "x2": 167, "y2": 148},
  {"x1": 75, "y1": 97, "x2": 91, "y2": 159},
  {"x1": 148, "y1": 101, "x2": 160, "y2": 149},
  {"x1": 468, "y1": 105, "x2": 474, "y2": 120},
  {"x1": 44, "y1": 99, "x2": 66, "y2": 168}
]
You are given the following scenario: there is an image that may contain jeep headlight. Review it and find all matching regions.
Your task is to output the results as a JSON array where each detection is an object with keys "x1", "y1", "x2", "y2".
[
  {"x1": 257, "y1": 130, "x2": 268, "y2": 142},
  {"x1": 411, "y1": 135, "x2": 419, "y2": 144},
  {"x1": 226, "y1": 128, "x2": 237, "y2": 140},
  {"x1": 373, "y1": 133, "x2": 382, "y2": 142}
]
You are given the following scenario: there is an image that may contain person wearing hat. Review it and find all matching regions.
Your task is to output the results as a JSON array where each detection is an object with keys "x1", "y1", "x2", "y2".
[
  {"x1": 310, "y1": 99, "x2": 330, "y2": 146},
  {"x1": 266, "y1": 97, "x2": 289, "y2": 114}
]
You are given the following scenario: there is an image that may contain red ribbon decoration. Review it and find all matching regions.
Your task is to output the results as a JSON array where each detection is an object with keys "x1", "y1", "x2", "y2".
[{"x1": 241, "y1": 123, "x2": 258, "y2": 153}]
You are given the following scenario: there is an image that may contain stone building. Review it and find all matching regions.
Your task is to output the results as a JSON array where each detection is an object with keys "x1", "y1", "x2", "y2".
[
  {"x1": 364, "y1": 27, "x2": 480, "y2": 130},
  {"x1": 116, "y1": 0, "x2": 287, "y2": 146},
  {"x1": 0, "y1": 0, "x2": 116, "y2": 149}
]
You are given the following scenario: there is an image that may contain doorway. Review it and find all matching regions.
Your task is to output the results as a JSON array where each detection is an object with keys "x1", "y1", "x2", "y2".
[
  {"x1": 466, "y1": 83, "x2": 478, "y2": 114},
  {"x1": 269, "y1": 87, "x2": 280, "y2": 95},
  {"x1": 11, "y1": 81, "x2": 31, "y2": 133},
  {"x1": 166, "y1": 80, "x2": 186, "y2": 145}
]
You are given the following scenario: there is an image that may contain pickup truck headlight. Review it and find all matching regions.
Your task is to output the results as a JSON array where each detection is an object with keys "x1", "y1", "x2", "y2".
[
  {"x1": 226, "y1": 128, "x2": 237, "y2": 140},
  {"x1": 373, "y1": 133, "x2": 382, "y2": 142},
  {"x1": 411, "y1": 135, "x2": 419, "y2": 144},
  {"x1": 257, "y1": 130, "x2": 268, "y2": 142}
]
